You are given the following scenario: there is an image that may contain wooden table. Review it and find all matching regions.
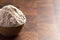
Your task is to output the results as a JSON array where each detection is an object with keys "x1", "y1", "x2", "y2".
[{"x1": 0, "y1": 0, "x2": 60, "y2": 40}]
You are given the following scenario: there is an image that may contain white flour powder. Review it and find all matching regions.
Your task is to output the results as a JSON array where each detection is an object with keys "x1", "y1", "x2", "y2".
[{"x1": 0, "y1": 5, "x2": 26, "y2": 27}]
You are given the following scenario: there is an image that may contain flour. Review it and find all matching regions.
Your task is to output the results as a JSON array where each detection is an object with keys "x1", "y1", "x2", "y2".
[{"x1": 0, "y1": 5, "x2": 26, "y2": 27}]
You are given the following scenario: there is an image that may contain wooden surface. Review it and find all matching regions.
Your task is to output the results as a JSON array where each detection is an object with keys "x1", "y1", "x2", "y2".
[{"x1": 0, "y1": 0, "x2": 60, "y2": 40}]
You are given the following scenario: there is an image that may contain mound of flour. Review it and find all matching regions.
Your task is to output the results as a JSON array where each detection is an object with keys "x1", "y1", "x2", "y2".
[{"x1": 0, "y1": 5, "x2": 26, "y2": 27}]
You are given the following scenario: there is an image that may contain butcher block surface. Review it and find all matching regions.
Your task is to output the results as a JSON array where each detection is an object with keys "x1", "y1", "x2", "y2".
[{"x1": 0, "y1": 0, "x2": 60, "y2": 40}]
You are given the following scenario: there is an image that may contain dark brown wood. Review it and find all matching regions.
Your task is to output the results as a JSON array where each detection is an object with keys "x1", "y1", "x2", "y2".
[{"x1": 0, "y1": 0, "x2": 60, "y2": 40}]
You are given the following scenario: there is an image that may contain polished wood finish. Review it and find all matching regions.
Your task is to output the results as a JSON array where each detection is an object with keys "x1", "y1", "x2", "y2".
[{"x1": 0, "y1": 0, "x2": 60, "y2": 40}]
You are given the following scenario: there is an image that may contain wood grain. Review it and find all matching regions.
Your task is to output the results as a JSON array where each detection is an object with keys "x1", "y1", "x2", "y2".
[{"x1": 0, "y1": 0, "x2": 60, "y2": 40}]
